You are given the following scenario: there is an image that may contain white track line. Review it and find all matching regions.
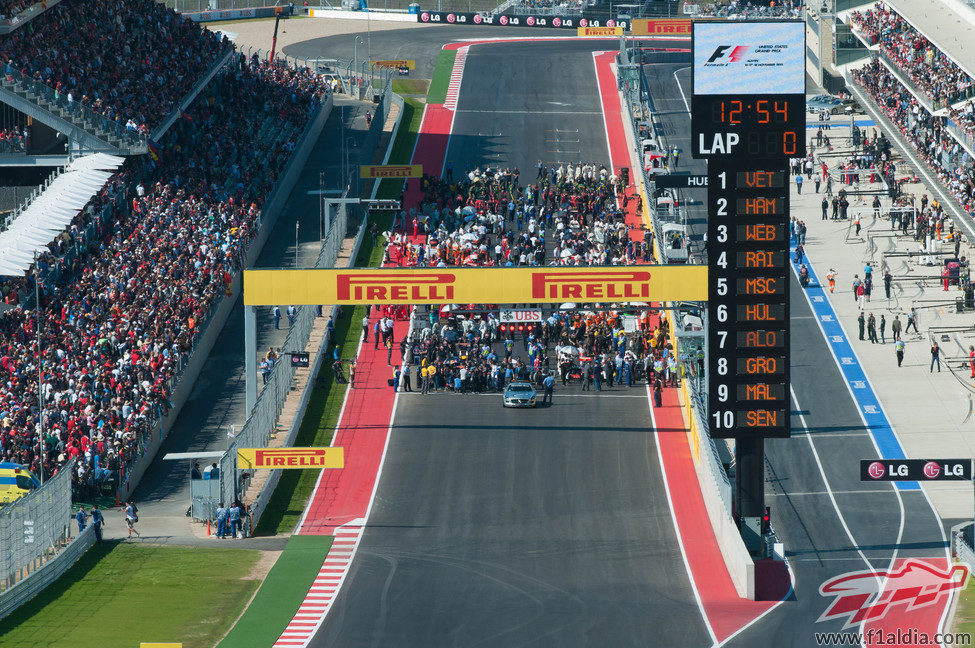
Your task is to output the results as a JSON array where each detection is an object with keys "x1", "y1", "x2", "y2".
[{"x1": 443, "y1": 46, "x2": 468, "y2": 111}]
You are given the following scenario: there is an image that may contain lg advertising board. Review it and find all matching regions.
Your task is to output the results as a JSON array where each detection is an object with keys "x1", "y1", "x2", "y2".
[{"x1": 417, "y1": 10, "x2": 627, "y2": 30}]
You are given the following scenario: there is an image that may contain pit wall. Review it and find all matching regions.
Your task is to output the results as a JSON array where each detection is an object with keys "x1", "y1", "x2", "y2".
[{"x1": 615, "y1": 70, "x2": 756, "y2": 600}]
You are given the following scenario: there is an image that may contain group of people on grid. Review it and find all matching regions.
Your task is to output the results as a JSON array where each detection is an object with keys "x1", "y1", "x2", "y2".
[{"x1": 384, "y1": 162, "x2": 648, "y2": 270}]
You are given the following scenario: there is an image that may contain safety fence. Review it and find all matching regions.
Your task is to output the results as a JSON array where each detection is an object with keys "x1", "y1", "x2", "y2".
[
  {"x1": 162, "y1": 0, "x2": 287, "y2": 12},
  {"x1": 616, "y1": 45, "x2": 727, "y2": 476},
  {"x1": 0, "y1": 461, "x2": 74, "y2": 595},
  {"x1": 216, "y1": 194, "x2": 351, "y2": 511}
]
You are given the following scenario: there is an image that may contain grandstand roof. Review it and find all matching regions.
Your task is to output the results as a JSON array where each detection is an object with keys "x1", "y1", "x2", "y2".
[
  {"x1": 885, "y1": 0, "x2": 975, "y2": 82},
  {"x1": 0, "y1": 153, "x2": 124, "y2": 277}
]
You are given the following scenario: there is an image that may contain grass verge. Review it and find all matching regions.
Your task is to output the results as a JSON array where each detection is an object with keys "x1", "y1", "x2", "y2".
[
  {"x1": 253, "y1": 96, "x2": 423, "y2": 537},
  {"x1": 0, "y1": 542, "x2": 260, "y2": 648},
  {"x1": 392, "y1": 78, "x2": 430, "y2": 96},
  {"x1": 215, "y1": 536, "x2": 333, "y2": 648},
  {"x1": 952, "y1": 566, "x2": 975, "y2": 639},
  {"x1": 426, "y1": 48, "x2": 456, "y2": 104}
]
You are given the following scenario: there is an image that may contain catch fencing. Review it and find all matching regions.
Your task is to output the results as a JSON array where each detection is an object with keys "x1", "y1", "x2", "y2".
[
  {"x1": 0, "y1": 461, "x2": 74, "y2": 595},
  {"x1": 216, "y1": 196, "x2": 351, "y2": 511}
]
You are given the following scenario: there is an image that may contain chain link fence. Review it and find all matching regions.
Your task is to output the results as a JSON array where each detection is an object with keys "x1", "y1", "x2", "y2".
[
  {"x1": 0, "y1": 461, "x2": 74, "y2": 593},
  {"x1": 216, "y1": 196, "x2": 350, "y2": 510}
]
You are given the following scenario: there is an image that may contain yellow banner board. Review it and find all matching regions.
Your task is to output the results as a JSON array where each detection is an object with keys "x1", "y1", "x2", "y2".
[
  {"x1": 141, "y1": 645, "x2": 182, "y2": 648},
  {"x1": 577, "y1": 26, "x2": 623, "y2": 37},
  {"x1": 631, "y1": 18, "x2": 692, "y2": 36},
  {"x1": 373, "y1": 59, "x2": 415, "y2": 69},
  {"x1": 243, "y1": 266, "x2": 707, "y2": 306},
  {"x1": 360, "y1": 164, "x2": 423, "y2": 179},
  {"x1": 237, "y1": 447, "x2": 345, "y2": 469}
]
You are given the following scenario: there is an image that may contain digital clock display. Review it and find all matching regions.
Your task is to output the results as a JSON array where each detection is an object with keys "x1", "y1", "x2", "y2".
[{"x1": 691, "y1": 93, "x2": 806, "y2": 159}]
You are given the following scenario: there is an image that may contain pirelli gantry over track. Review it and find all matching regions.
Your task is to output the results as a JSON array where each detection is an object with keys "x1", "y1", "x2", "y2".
[{"x1": 243, "y1": 265, "x2": 707, "y2": 305}]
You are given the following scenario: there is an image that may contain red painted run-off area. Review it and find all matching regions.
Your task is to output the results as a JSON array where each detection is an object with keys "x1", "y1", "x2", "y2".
[{"x1": 593, "y1": 49, "x2": 785, "y2": 643}]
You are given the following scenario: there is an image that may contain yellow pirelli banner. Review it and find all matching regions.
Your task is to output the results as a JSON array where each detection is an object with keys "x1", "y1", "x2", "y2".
[
  {"x1": 360, "y1": 164, "x2": 423, "y2": 179},
  {"x1": 373, "y1": 59, "x2": 415, "y2": 69},
  {"x1": 631, "y1": 18, "x2": 692, "y2": 36},
  {"x1": 243, "y1": 266, "x2": 707, "y2": 306},
  {"x1": 237, "y1": 447, "x2": 345, "y2": 469},
  {"x1": 577, "y1": 26, "x2": 623, "y2": 37}
]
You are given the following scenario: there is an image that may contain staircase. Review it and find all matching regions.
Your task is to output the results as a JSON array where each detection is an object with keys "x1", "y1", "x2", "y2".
[{"x1": 0, "y1": 70, "x2": 147, "y2": 156}]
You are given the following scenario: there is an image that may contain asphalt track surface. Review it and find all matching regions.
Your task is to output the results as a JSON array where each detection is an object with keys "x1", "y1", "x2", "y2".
[
  {"x1": 281, "y1": 25, "x2": 562, "y2": 78},
  {"x1": 308, "y1": 40, "x2": 712, "y2": 648},
  {"x1": 724, "y1": 273, "x2": 950, "y2": 647},
  {"x1": 445, "y1": 41, "x2": 616, "y2": 174},
  {"x1": 641, "y1": 54, "x2": 708, "y2": 261}
]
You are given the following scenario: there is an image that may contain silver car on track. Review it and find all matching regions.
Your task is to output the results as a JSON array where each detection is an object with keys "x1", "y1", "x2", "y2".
[{"x1": 502, "y1": 381, "x2": 537, "y2": 408}]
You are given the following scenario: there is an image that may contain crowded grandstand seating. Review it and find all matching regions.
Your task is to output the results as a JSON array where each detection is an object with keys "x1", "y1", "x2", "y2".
[
  {"x1": 849, "y1": 2, "x2": 975, "y2": 108},
  {"x1": 0, "y1": 52, "x2": 331, "y2": 496},
  {"x1": 0, "y1": 0, "x2": 30, "y2": 20},
  {"x1": 697, "y1": 0, "x2": 803, "y2": 19},
  {"x1": 0, "y1": 126, "x2": 25, "y2": 152},
  {"x1": 852, "y1": 59, "x2": 975, "y2": 215},
  {"x1": 0, "y1": 0, "x2": 231, "y2": 135}
]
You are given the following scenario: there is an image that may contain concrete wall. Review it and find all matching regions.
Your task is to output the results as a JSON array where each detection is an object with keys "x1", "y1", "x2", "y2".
[
  {"x1": 677, "y1": 381, "x2": 755, "y2": 600},
  {"x1": 118, "y1": 95, "x2": 334, "y2": 501},
  {"x1": 249, "y1": 217, "x2": 369, "y2": 528},
  {"x1": 615, "y1": 63, "x2": 756, "y2": 599}
]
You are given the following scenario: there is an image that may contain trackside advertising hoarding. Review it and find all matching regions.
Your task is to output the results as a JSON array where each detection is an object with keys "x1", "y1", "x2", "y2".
[
  {"x1": 417, "y1": 10, "x2": 628, "y2": 30},
  {"x1": 243, "y1": 266, "x2": 706, "y2": 305},
  {"x1": 238, "y1": 447, "x2": 345, "y2": 469},
  {"x1": 860, "y1": 459, "x2": 972, "y2": 481}
]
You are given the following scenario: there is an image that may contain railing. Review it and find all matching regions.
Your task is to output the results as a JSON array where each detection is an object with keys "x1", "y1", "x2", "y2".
[
  {"x1": 0, "y1": 0, "x2": 64, "y2": 34},
  {"x1": 163, "y1": 0, "x2": 286, "y2": 11},
  {"x1": 0, "y1": 461, "x2": 74, "y2": 595},
  {"x1": 946, "y1": 118, "x2": 975, "y2": 158},
  {"x1": 218, "y1": 194, "x2": 351, "y2": 509},
  {"x1": 1, "y1": 165, "x2": 60, "y2": 233},
  {"x1": 0, "y1": 63, "x2": 146, "y2": 151},
  {"x1": 502, "y1": 2, "x2": 588, "y2": 16},
  {"x1": 876, "y1": 49, "x2": 975, "y2": 112}
]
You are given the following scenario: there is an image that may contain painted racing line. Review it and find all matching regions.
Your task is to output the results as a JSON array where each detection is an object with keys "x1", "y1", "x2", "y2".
[
  {"x1": 788, "y1": 245, "x2": 917, "y2": 490},
  {"x1": 790, "y1": 246, "x2": 957, "y2": 646}
]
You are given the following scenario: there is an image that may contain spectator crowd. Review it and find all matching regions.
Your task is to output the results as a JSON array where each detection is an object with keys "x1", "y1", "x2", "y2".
[
  {"x1": 0, "y1": 0, "x2": 231, "y2": 135},
  {"x1": 372, "y1": 161, "x2": 675, "y2": 407},
  {"x1": 0, "y1": 46, "x2": 331, "y2": 499},
  {"x1": 852, "y1": 59, "x2": 975, "y2": 217},
  {"x1": 849, "y1": 2, "x2": 974, "y2": 109},
  {"x1": 0, "y1": 127, "x2": 25, "y2": 153},
  {"x1": 0, "y1": 0, "x2": 30, "y2": 21}
]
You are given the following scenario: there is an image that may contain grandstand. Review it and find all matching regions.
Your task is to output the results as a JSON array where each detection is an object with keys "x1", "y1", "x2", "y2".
[
  {"x1": 828, "y1": 1, "x2": 975, "y2": 226},
  {"x1": 0, "y1": 0, "x2": 332, "y2": 511}
]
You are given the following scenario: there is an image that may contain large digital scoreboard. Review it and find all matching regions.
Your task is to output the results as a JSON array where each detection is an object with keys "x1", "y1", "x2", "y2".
[
  {"x1": 706, "y1": 161, "x2": 791, "y2": 438},
  {"x1": 692, "y1": 20, "x2": 805, "y2": 440}
]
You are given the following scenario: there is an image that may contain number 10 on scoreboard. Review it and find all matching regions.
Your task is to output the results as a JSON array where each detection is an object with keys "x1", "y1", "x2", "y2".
[{"x1": 706, "y1": 161, "x2": 791, "y2": 439}]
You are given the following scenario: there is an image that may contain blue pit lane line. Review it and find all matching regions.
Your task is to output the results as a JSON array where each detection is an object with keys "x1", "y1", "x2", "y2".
[
  {"x1": 789, "y1": 243, "x2": 919, "y2": 490},
  {"x1": 805, "y1": 120, "x2": 876, "y2": 129}
]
